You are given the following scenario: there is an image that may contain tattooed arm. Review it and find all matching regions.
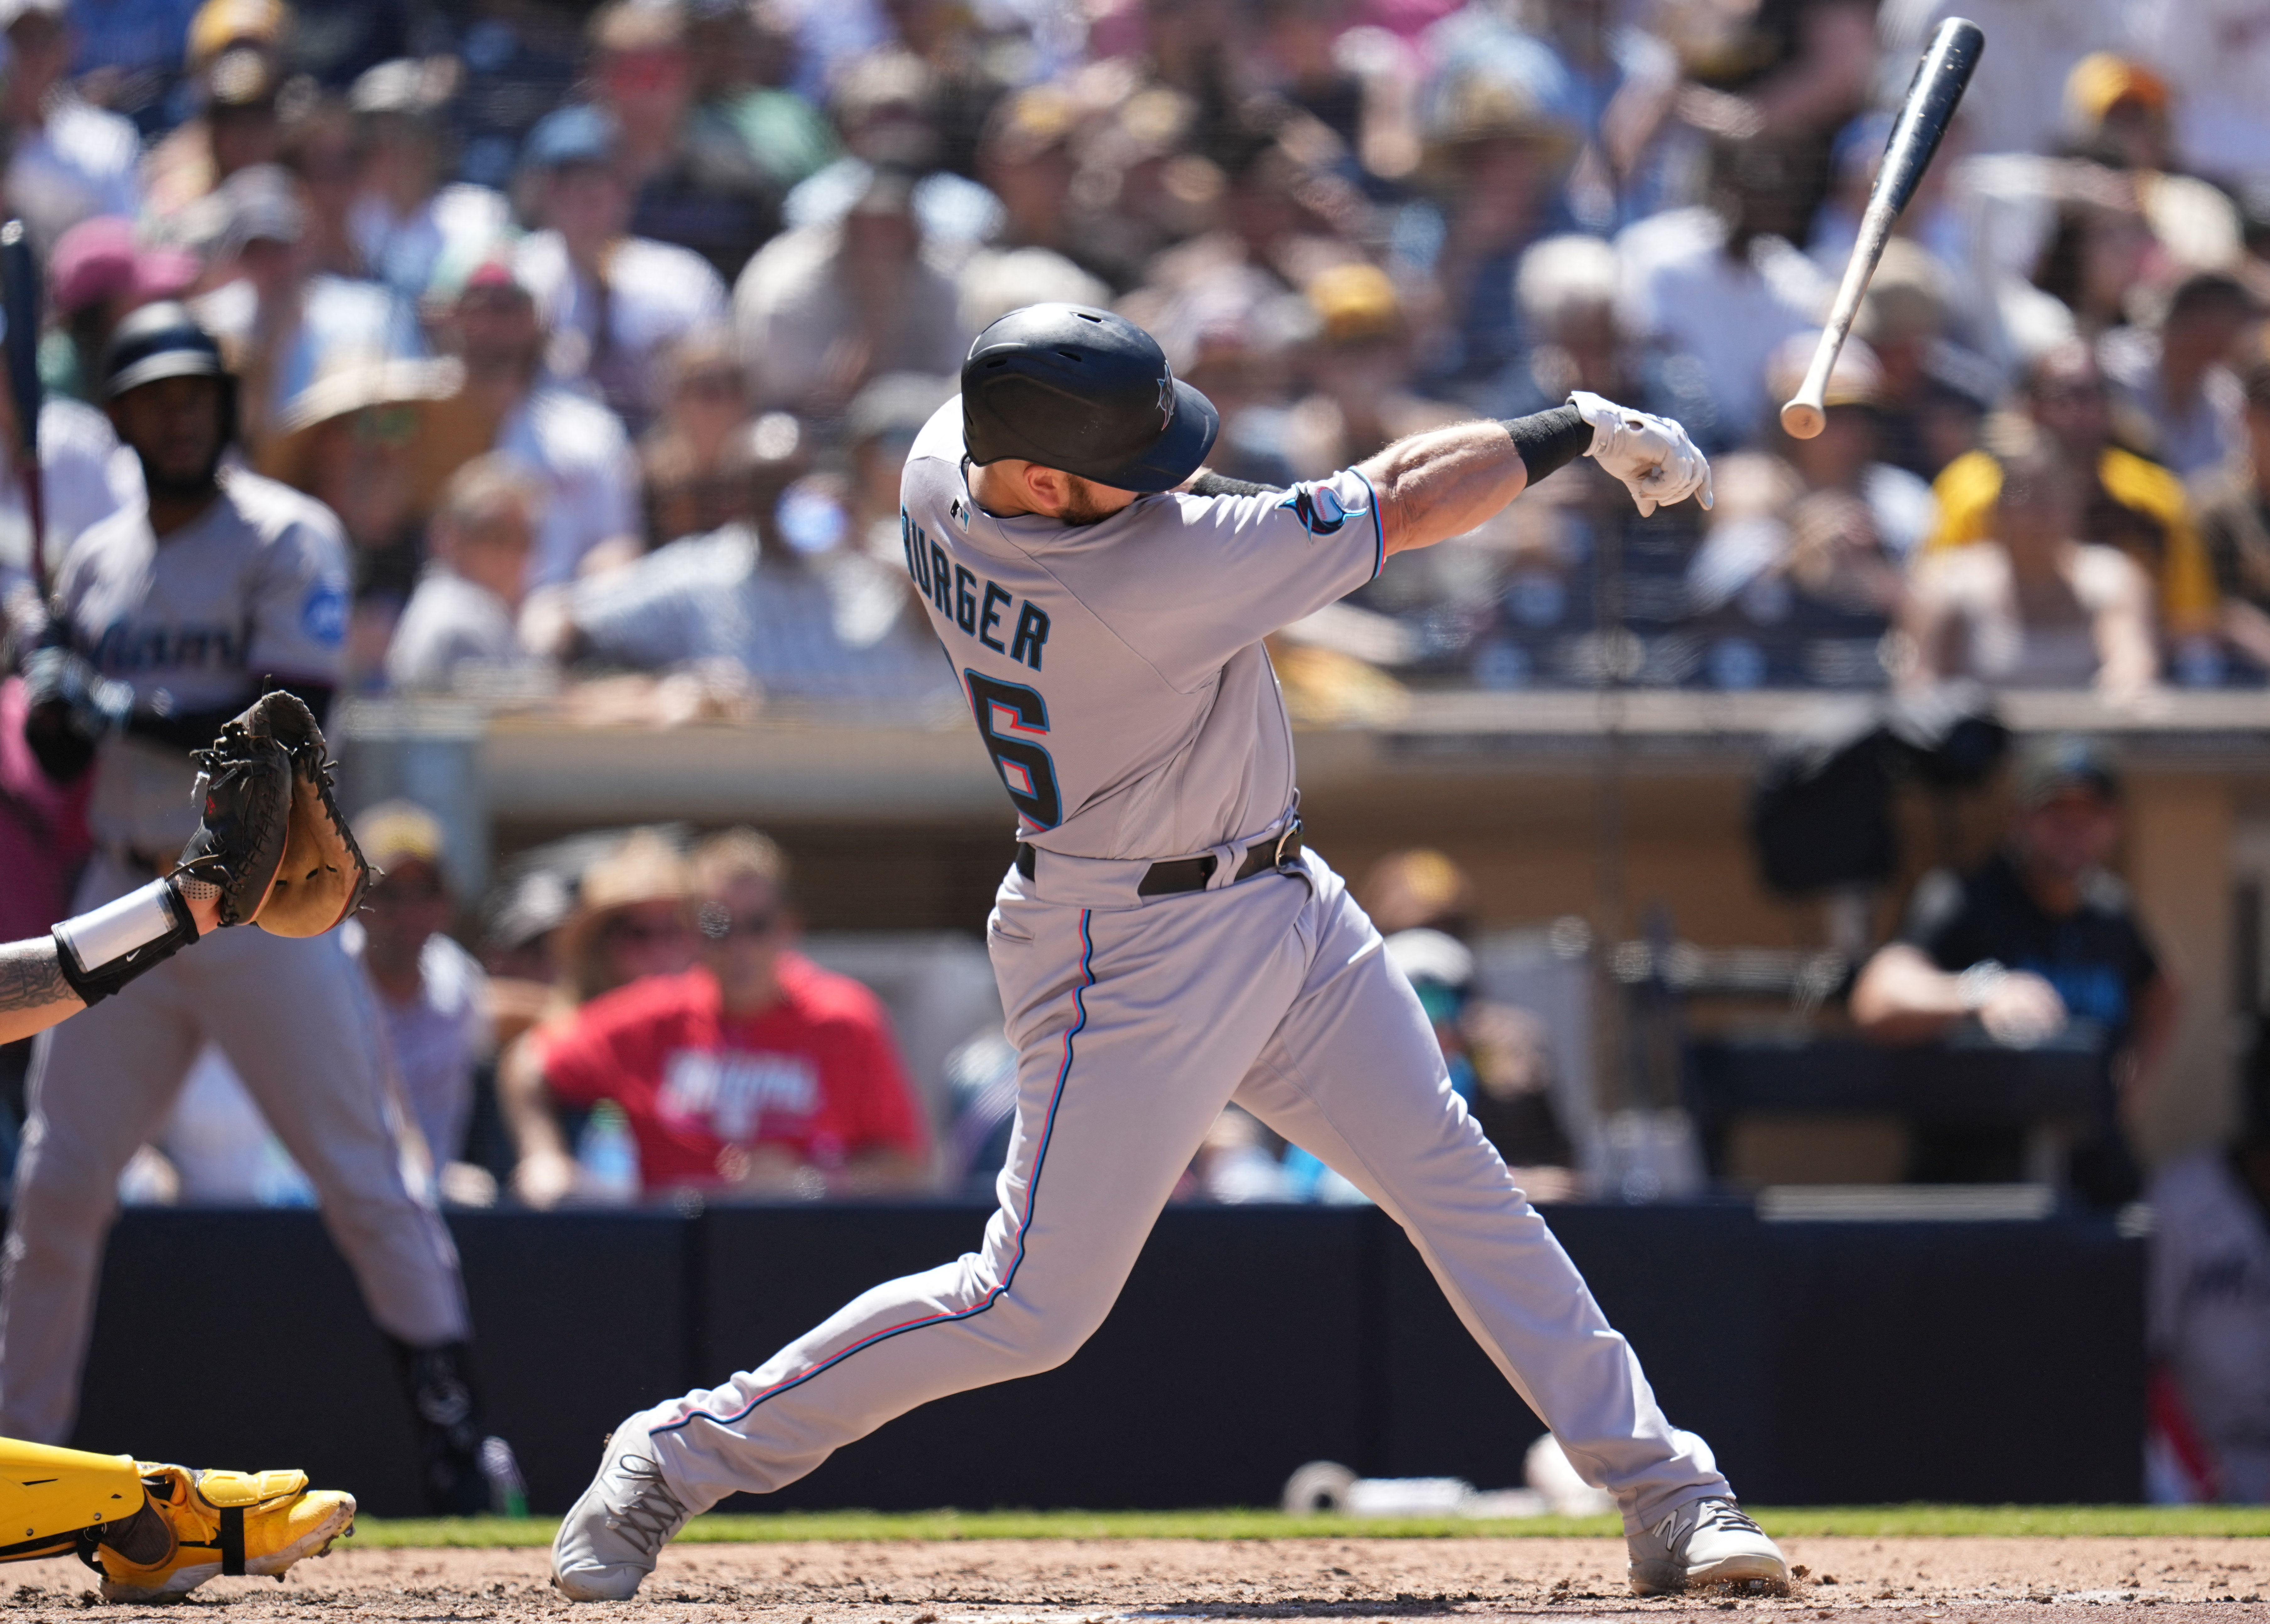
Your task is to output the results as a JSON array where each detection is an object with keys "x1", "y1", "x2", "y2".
[
  {"x1": 0, "y1": 891, "x2": 222, "y2": 1045},
  {"x1": 0, "y1": 939, "x2": 85, "y2": 1045}
]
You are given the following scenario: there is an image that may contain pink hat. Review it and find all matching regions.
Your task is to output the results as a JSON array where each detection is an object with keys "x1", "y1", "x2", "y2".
[
  {"x1": 49, "y1": 216, "x2": 137, "y2": 316},
  {"x1": 50, "y1": 216, "x2": 200, "y2": 317}
]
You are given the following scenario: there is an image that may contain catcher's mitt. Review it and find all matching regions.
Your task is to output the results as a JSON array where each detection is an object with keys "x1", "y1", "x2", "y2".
[
  {"x1": 176, "y1": 700, "x2": 295, "y2": 927},
  {"x1": 177, "y1": 692, "x2": 373, "y2": 935}
]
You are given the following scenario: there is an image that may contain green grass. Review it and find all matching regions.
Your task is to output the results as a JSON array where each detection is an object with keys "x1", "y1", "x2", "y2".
[{"x1": 346, "y1": 1504, "x2": 2270, "y2": 1549}]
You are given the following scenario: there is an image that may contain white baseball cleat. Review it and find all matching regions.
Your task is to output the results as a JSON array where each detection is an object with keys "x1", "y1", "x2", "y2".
[
  {"x1": 550, "y1": 1418, "x2": 694, "y2": 1602},
  {"x1": 1626, "y1": 1497, "x2": 1790, "y2": 1596}
]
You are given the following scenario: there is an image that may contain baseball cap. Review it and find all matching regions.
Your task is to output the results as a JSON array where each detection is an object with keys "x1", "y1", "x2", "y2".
[
  {"x1": 51, "y1": 216, "x2": 138, "y2": 316},
  {"x1": 205, "y1": 42, "x2": 280, "y2": 108},
  {"x1": 357, "y1": 799, "x2": 448, "y2": 873},
  {"x1": 1308, "y1": 263, "x2": 1403, "y2": 345},
  {"x1": 522, "y1": 105, "x2": 619, "y2": 172},
  {"x1": 2065, "y1": 52, "x2": 2169, "y2": 132},
  {"x1": 187, "y1": 0, "x2": 286, "y2": 66},
  {"x1": 350, "y1": 55, "x2": 457, "y2": 119},
  {"x1": 2014, "y1": 735, "x2": 2121, "y2": 808},
  {"x1": 216, "y1": 163, "x2": 304, "y2": 252},
  {"x1": 51, "y1": 216, "x2": 199, "y2": 315}
]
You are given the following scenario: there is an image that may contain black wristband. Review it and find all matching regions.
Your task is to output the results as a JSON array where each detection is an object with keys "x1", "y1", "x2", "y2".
[
  {"x1": 51, "y1": 878, "x2": 199, "y2": 1007},
  {"x1": 1501, "y1": 404, "x2": 1591, "y2": 485},
  {"x1": 1186, "y1": 471, "x2": 1284, "y2": 498}
]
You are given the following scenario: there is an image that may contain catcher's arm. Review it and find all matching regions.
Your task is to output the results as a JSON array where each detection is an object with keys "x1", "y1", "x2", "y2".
[
  {"x1": 0, "y1": 885, "x2": 223, "y2": 1044},
  {"x1": 8, "y1": 688, "x2": 367, "y2": 1038}
]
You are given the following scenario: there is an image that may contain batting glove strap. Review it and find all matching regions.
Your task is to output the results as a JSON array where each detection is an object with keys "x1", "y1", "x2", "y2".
[
  {"x1": 51, "y1": 878, "x2": 200, "y2": 1007},
  {"x1": 1568, "y1": 391, "x2": 1715, "y2": 518},
  {"x1": 1500, "y1": 404, "x2": 1591, "y2": 486}
]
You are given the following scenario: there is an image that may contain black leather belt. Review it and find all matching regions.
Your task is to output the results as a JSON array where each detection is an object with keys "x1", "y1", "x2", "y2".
[{"x1": 1016, "y1": 820, "x2": 1305, "y2": 896}]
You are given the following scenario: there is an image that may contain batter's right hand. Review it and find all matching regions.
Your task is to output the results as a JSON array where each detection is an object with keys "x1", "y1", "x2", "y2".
[
  {"x1": 1569, "y1": 392, "x2": 1713, "y2": 517},
  {"x1": 513, "y1": 1148, "x2": 580, "y2": 1210}
]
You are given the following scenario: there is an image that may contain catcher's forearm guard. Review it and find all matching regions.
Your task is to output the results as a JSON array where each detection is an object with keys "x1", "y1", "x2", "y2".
[{"x1": 50, "y1": 879, "x2": 203, "y2": 1006}]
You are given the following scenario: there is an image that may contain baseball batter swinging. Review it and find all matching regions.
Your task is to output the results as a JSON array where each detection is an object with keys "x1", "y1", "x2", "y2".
[{"x1": 554, "y1": 304, "x2": 1788, "y2": 1599}]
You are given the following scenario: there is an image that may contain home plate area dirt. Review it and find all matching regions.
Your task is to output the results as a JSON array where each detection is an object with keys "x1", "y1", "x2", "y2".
[{"x1": 1, "y1": 1537, "x2": 2264, "y2": 1621}]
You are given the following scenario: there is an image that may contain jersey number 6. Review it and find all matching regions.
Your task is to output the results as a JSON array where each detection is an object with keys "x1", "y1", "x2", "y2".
[{"x1": 966, "y1": 671, "x2": 1063, "y2": 831}]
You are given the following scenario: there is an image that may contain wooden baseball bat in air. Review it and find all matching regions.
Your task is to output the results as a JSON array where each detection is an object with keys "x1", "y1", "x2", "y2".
[{"x1": 1780, "y1": 16, "x2": 1983, "y2": 439}]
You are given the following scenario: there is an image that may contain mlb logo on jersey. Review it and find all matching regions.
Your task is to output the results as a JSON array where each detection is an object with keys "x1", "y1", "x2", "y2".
[{"x1": 1278, "y1": 482, "x2": 1363, "y2": 537}]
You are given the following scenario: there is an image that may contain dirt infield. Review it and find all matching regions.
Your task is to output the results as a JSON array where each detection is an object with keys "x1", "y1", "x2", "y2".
[{"x1": 3, "y1": 1536, "x2": 2264, "y2": 1621}]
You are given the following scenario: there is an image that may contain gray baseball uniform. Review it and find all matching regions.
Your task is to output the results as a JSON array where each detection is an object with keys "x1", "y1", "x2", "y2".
[
  {"x1": 0, "y1": 470, "x2": 470, "y2": 1445},
  {"x1": 629, "y1": 403, "x2": 1731, "y2": 1530}
]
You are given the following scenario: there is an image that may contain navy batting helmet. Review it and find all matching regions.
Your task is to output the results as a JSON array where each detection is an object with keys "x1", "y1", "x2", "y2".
[
  {"x1": 99, "y1": 300, "x2": 231, "y2": 401},
  {"x1": 961, "y1": 304, "x2": 1218, "y2": 492}
]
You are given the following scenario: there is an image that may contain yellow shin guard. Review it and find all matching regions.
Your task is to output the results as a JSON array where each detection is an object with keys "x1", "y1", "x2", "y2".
[{"x1": 0, "y1": 1439, "x2": 147, "y2": 1562}]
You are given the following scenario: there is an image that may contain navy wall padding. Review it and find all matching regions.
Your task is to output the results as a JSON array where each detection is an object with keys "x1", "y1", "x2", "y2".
[{"x1": 47, "y1": 1202, "x2": 2141, "y2": 1515}]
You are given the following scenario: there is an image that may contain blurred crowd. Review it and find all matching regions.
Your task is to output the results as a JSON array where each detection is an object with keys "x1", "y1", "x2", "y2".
[
  {"x1": 86, "y1": 812, "x2": 1583, "y2": 1214},
  {"x1": 0, "y1": 0, "x2": 2265, "y2": 705}
]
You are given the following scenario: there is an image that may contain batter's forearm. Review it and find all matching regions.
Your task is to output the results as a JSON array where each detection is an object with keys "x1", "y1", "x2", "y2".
[{"x1": 1364, "y1": 421, "x2": 1532, "y2": 557}]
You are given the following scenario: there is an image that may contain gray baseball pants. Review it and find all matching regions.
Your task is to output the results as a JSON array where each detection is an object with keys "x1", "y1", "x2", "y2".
[
  {"x1": 0, "y1": 854, "x2": 471, "y2": 1443},
  {"x1": 640, "y1": 842, "x2": 1730, "y2": 1532}
]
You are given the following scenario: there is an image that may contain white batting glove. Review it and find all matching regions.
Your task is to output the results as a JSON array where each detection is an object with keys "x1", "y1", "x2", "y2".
[{"x1": 1569, "y1": 392, "x2": 1714, "y2": 518}]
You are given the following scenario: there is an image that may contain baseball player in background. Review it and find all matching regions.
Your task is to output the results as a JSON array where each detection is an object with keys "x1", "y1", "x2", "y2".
[
  {"x1": 553, "y1": 304, "x2": 1788, "y2": 1600},
  {"x1": 0, "y1": 303, "x2": 514, "y2": 1517}
]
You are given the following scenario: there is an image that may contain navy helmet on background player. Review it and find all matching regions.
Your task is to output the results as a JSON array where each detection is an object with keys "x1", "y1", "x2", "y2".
[
  {"x1": 961, "y1": 304, "x2": 1219, "y2": 492},
  {"x1": 98, "y1": 300, "x2": 237, "y2": 433}
]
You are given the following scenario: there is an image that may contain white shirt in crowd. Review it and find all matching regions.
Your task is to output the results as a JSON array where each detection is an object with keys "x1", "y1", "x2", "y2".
[
  {"x1": 349, "y1": 183, "x2": 511, "y2": 307},
  {"x1": 2148, "y1": 1148, "x2": 2270, "y2": 1504},
  {"x1": 514, "y1": 229, "x2": 727, "y2": 426},
  {"x1": 1877, "y1": 0, "x2": 2128, "y2": 161},
  {"x1": 2100, "y1": 327, "x2": 2246, "y2": 481},
  {"x1": 4, "y1": 95, "x2": 140, "y2": 250},
  {"x1": 569, "y1": 522, "x2": 956, "y2": 705},
  {"x1": 495, "y1": 383, "x2": 641, "y2": 588},
  {"x1": 1615, "y1": 206, "x2": 1826, "y2": 444},
  {"x1": 345, "y1": 919, "x2": 492, "y2": 1170},
  {"x1": 58, "y1": 468, "x2": 349, "y2": 851},
  {"x1": 2130, "y1": 0, "x2": 2270, "y2": 188},
  {"x1": 193, "y1": 272, "x2": 426, "y2": 427}
]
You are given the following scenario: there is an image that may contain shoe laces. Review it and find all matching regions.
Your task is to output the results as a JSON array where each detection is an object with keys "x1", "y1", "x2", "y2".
[
  {"x1": 602, "y1": 1455, "x2": 687, "y2": 1556},
  {"x1": 1677, "y1": 1500, "x2": 1764, "y2": 1539}
]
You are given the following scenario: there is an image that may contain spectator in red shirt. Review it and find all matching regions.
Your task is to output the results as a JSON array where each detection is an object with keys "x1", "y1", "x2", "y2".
[{"x1": 501, "y1": 827, "x2": 930, "y2": 1204}]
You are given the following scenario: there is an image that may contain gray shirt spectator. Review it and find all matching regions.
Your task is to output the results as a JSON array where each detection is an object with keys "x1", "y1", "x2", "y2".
[
  {"x1": 387, "y1": 455, "x2": 545, "y2": 692},
  {"x1": 567, "y1": 522, "x2": 954, "y2": 704},
  {"x1": 733, "y1": 167, "x2": 969, "y2": 417}
]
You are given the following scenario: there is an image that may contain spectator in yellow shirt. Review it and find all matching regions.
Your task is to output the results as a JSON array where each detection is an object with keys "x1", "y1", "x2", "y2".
[{"x1": 1925, "y1": 339, "x2": 2218, "y2": 655}]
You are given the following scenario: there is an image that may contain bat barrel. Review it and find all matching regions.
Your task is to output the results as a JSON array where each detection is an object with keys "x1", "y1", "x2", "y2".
[
  {"x1": 1877, "y1": 17, "x2": 1984, "y2": 219},
  {"x1": 1779, "y1": 16, "x2": 1982, "y2": 439}
]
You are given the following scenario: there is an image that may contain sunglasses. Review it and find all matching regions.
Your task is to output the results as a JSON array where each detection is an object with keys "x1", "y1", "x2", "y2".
[
  {"x1": 606, "y1": 917, "x2": 689, "y2": 946},
  {"x1": 697, "y1": 902, "x2": 776, "y2": 941},
  {"x1": 352, "y1": 405, "x2": 420, "y2": 448}
]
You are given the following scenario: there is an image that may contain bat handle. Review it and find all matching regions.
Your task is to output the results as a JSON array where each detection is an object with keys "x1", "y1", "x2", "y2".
[{"x1": 1779, "y1": 194, "x2": 1896, "y2": 440}]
